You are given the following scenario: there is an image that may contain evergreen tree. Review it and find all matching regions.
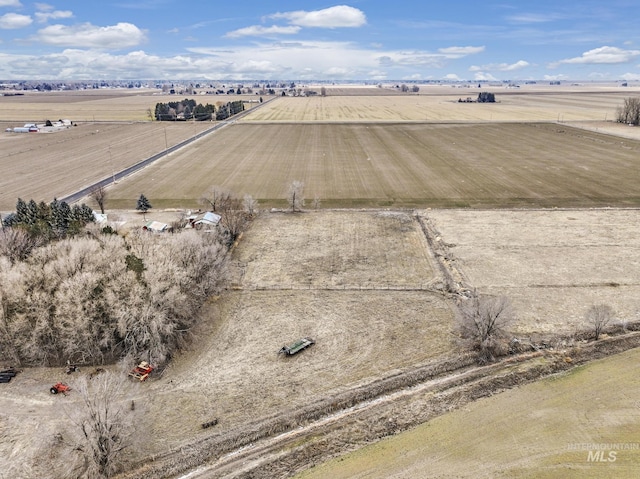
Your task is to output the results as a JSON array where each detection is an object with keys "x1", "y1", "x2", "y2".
[
  {"x1": 15, "y1": 198, "x2": 28, "y2": 224},
  {"x1": 136, "y1": 194, "x2": 152, "y2": 219},
  {"x1": 477, "y1": 92, "x2": 496, "y2": 103}
]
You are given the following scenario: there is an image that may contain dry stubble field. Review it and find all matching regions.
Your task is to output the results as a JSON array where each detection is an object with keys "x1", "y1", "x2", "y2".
[
  {"x1": 138, "y1": 208, "x2": 640, "y2": 475},
  {"x1": 2, "y1": 87, "x2": 640, "y2": 477},
  {"x1": 0, "y1": 89, "x2": 260, "y2": 122},
  {"x1": 147, "y1": 211, "x2": 456, "y2": 448},
  {"x1": 242, "y1": 88, "x2": 640, "y2": 123},
  {"x1": 0, "y1": 121, "x2": 213, "y2": 210},
  {"x1": 424, "y1": 209, "x2": 640, "y2": 334},
  {"x1": 105, "y1": 122, "x2": 640, "y2": 209},
  {"x1": 296, "y1": 346, "x2": 640, "y2": 479}
]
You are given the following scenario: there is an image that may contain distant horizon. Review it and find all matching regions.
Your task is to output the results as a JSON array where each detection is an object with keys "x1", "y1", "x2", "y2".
[
  {"x1": 0, "y1": 2, "x2": 639, "y2": 82},
  {"x1": 2, "y1": 79, "x2": 639, "y2": 86}
]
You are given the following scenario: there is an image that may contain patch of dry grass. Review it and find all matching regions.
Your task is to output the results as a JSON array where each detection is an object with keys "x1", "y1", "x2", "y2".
[
  {"x1": 425, "y1": 209, "x2": 640, "y2": 335},
  {"x1": 295, "y1": 347, "x2": 640, "y2": 479}
]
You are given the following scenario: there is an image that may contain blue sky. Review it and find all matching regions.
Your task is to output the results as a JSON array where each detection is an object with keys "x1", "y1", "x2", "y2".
[{"x1": 1, "y1": 0, "x2": 639, "y2": 81}]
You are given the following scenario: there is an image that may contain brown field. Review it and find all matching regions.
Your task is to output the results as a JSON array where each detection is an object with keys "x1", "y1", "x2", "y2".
[
  {"x1": 425, "y1": 209, "x2": 640, "y2": 335},
  {"x1": 0, "y1": 210, "x2": 457, "y2": 472},
  {"x1": 241, "y1": 89, "x2": 640, "y2": 122},
  {"x1": 236, "y1": 210, "x2": 436, "y2": 289},
  {"x1": 0, "y1": 89, "x2": 261, "y2": 122},
  {"x1": 3, "y1": 90, "x2": 640, "y2": 212},
  {"x1": 0, "y1": 121, "x2": 214, "y2": 210},
  {"x1": 2, "y1": 88, "x2": 640, "y2": 478},
  {"x1": 296, "y1": 346, "x2": 640, "y2": 479},
  {"x1": 103, "y1": 122, "x2": 640, "y2": 209}
]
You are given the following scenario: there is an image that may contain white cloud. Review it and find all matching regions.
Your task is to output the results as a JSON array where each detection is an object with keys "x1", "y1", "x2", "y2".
[
  {"x1": 0, "y1": 40, "x2": 519, "y2": 81},
  {"x1": 0, "y1": 13, "x2": 31, "y2": 29},
  {"x1": 507, "y1": 13, "x2": 566, "y2": 24},
  {"x1": 269, "y1": 5, "x2": 366, "y2": 28},
  {"x1": 474, "y1": 71, "x2": 498, "y2": 81},
  {"x1": 554, "y1": 46, "x2": 640, "y2": 66},
  {"x1": 438, "y1": 46, "x2": 485, "y2": 57},
  {"x1": 189, "y1": 40, "x2": 376, "y2": 79},
  {"x1": 621, "y1": 72, "x2": 640, "y2": 81},
  {"x1": 0, "y1": 0, "x2": 22, "y2": 7},
  {"x1": 32, "y1": 22, "x2": 147, "y2": 49},
  {"x1": 444, "y1": 73, "x2": 461, "y2": 81},
  {"x1": 225, "y1": 25, "x2": 301, "y2": 38},
  {"x1": 469, "y1": 60, "x2": 529, "y2": 72},
  {"x1": 35, "y1": 9, "x2": 73, "y2": 23},
  {"x1": 543, "y1": 74, "x2": 568, "y2": 81}
]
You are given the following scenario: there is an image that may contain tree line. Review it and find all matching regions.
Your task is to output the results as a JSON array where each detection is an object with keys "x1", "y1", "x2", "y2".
[
  {"x1": 154, "y1": 98, "x2": 244, "y2": 121},
  {"x1": 154, "y1": 98, "x2": 215, "y2": 121},
  {"x1": 2, "y1": 197, "x2": 95, "y2": 247}
]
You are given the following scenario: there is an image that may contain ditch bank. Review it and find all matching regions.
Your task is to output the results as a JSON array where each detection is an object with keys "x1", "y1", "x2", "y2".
[{"x1": 116, "y1": 330, "x2": 640, "y2": 479}]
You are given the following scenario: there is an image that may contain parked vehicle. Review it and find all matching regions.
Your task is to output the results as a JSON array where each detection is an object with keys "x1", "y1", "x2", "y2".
[{"x1": 50, "y1": 382, "x2": 70, "y2": 395}]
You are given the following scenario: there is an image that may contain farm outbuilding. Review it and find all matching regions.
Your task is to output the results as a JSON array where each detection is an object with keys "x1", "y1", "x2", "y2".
[
  {"x1": 192, "y1": 211, "x2": 221, "y2": 229},
  {"x1": 143, "y1": 220, "x2": 169, "y2": 232}
]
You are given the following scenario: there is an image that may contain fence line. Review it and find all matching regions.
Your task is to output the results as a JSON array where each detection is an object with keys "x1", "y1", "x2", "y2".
[{"x1": 232, "y1": 282, "x2": 441, "y2": 292}]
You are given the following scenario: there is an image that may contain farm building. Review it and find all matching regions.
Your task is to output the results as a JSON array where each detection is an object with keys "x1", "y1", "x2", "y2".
[
  {"x1": 143, "y1": 220, "x2": 169, "y2": 232},
  {"x1": 190, "y1": 211, "x2": 221, "y2": 229}
]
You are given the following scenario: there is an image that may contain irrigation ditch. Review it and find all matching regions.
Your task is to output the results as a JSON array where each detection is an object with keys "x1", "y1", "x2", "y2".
[{"x1": 116, "y1": 328, "x2": 640, "y2": 479}]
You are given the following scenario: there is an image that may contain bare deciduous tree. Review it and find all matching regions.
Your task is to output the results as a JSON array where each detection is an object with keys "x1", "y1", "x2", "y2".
[
  {"x1": 219, "y1": 207, "x2": 248, "y2": 244},
  {"x1": 90, "y1": 185, "x2": 107, "y2": 214},
  {"x1": 585, "y1": 303, "x2": 614, "y2": 340},
  {"x1": 616, "y1": 97, "x2": 640, "y2": 126},
  {"x1": 243, "y1": 194, "x2": 258, "y2": 216},
  {"x1": 200, "y1": 186, "x2": 232, "y2": 213},
  {"x1": 458, "y1": 293, "x2": 514, "y2": 363},
  {"x1": 287, "y1": 180, "x2": 305, "y2": 212},
  {"x1": 0, "y1": 227, "x2": 43, "y2": 263},
  {"x1": 65, "y1": 369, "x2": 138, "y2": 479},
  {"x1": 0, "y1": 228, "x2": 230, "y2": 366}
]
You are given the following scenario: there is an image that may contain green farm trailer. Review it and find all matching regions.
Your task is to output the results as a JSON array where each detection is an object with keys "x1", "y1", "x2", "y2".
[{"x1": 278, "y1": 337, "x2": 315, "y2": 356}]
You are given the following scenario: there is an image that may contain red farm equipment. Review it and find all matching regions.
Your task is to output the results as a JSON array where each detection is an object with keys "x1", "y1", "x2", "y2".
[
  {"x1": 128, "y1": 361, "x2": 153, "y2": 381},
  {"x1": 50, "y1": 382, "x2": 70, "y2": 395}
]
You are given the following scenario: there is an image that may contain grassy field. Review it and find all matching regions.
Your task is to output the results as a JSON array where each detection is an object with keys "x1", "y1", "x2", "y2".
[
  {"x1": 296, "y1": 347, "x2": 640, "y2": 479},
  {"x1": 425, "y1": 209, "x2": 640, "y2": 335},
  {"x1": 103, "y1": 122, "x2": 640, "y2": 209}
]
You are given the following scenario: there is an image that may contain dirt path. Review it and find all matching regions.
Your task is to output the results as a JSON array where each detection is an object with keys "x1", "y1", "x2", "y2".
[{"x1": 119, "y1": 331, "x2": 640, "y2": 479}]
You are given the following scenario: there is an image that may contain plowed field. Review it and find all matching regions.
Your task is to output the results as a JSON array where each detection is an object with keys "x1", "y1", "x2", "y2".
[
  {"x1": 241, "y1": 91, "x2": 639, "y2": 123},
  {"x1": 0, "y1": 121, "x2": 213, "y2": 209},
  {"x1": 104, "y1": 122, "x2": 640, "y2": 209}
]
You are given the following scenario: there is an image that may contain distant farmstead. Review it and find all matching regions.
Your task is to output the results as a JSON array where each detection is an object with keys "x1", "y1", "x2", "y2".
[{"x1": 5, "y1": 119, "x2": 74, "y2": 133}]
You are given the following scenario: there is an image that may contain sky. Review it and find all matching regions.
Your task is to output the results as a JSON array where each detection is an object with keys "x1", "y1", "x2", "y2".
[{"x1": 0, "y1": 0, "x2": 639, "y2": 82}]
